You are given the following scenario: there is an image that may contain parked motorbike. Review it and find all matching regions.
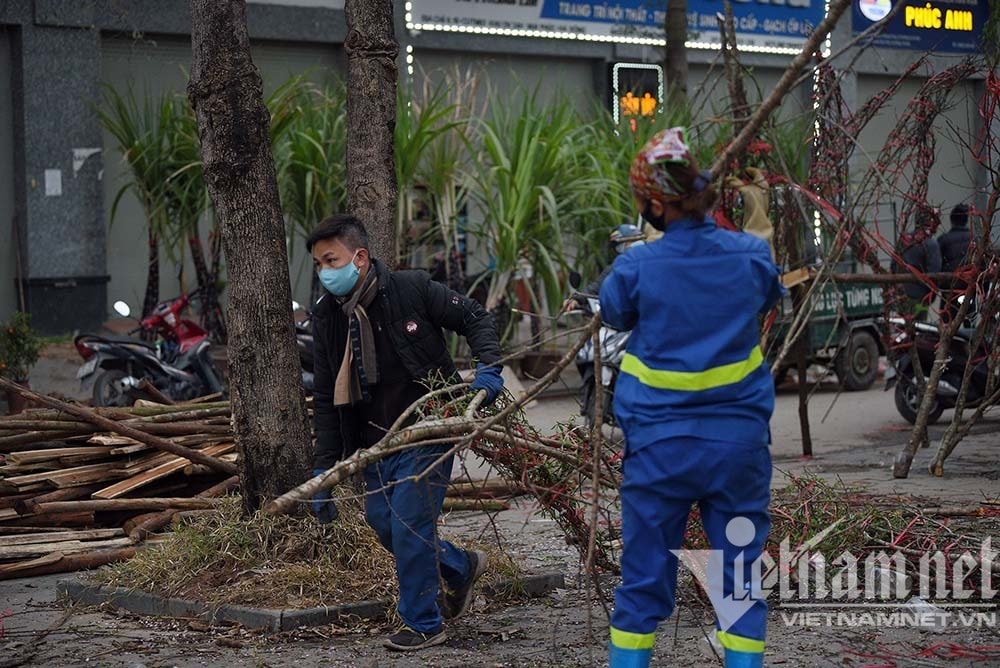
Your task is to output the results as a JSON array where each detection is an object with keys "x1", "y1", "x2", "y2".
[
  {"x1": 75, "y1": 293, "x2": 225, "y2": 407},
  {"x1": 884, "y1": 309, "x2": 997, "y2": 424},
  {"x1": 567, "y1": 273, "x2": 631, "y2": 428}
]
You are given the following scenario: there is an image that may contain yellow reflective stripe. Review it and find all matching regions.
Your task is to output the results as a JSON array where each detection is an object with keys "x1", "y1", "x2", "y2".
[
  {"x1": 620, "y1": 346, "x2": 764, "y2": 392},
  {"x1": 610, "y1": 627, "x2": 655, "y2": 650},
  {"x1": 716, "y1": 630, "x2": 765, "y2": 653}
]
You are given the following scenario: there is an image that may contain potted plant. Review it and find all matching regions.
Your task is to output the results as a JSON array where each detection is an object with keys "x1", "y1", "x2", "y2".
[{"x1": 0, "y1": 311, "x2": 44, "y2": 414}]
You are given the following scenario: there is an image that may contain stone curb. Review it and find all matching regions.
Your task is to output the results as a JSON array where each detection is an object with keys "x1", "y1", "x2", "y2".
[{"x1": 57, "y1": 571, "x2": 565, "y2": 632}]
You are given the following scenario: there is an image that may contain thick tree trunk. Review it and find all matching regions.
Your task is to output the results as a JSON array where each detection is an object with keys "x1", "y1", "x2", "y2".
[
  {"x1": 187, "y1": 0, "x2": 311, "y2": 513},
  {"x1": 345, "y1": 0, "x2": 398, "y2": 264},
  {"x1": 664, "y1": 0, "x2": 689, "y2": 101}
]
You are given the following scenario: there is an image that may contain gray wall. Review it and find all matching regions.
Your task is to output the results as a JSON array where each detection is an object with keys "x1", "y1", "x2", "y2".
[
  {"x1": 854, "y1": 74, "x2": 981, "y2": 243},
  {"x1": 0, "y1": 28, "x2": 16, "y2": 321},
  {"x1": 99, "y1": 34, "x2": 342, "y2": 313}
]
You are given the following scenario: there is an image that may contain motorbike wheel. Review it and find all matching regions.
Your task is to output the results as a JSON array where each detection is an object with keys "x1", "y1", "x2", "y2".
[
  {"x1": 92, "y1": 369, "x2": 131, "y2": 408},
  {"x1": 836, "y1": 330, "x2": 879, "y2": 391},
  {"x1": 894, "y1": 374, "x2": 944, "y2": 425}
]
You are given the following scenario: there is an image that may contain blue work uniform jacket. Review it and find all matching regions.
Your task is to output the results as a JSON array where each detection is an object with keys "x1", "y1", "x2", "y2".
[{"x1": 599, "y1": 215, "x2": 784, "y2": 449}]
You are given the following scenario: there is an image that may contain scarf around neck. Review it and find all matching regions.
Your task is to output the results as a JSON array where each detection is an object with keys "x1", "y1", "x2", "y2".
[{"x1": 333, "y1": 269, "x2": 380, "y2": 406}]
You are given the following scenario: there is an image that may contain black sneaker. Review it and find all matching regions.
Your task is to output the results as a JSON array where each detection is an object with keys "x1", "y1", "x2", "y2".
[
  {"x1": 383, "y1": 626, "x2": 447, "y2": 651},
  {"x1": 441, "y1": 549, "x2": 488, "y2": 620}
]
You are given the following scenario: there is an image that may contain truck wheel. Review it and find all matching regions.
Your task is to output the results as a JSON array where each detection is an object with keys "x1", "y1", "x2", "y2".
[
  {"x1": 93, "y1": 369, "x2": 130, "y2": 407},
  {"x1": 836, "y1": 330, "x2": 879, "y2": 391},
  {"x1": 894, "y1": 374, "x2": 943, "y2": 425}
]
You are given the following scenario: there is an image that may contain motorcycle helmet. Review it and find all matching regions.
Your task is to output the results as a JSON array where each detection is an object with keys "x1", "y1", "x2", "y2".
[{"x1": 610, "y1": 223, "x2": 645, "y2": 254}]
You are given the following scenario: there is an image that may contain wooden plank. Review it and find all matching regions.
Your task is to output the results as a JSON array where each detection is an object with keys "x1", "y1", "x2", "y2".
[
  {"x1": 2, "y1": 511, "x2": 96, "y2": 527},
  {"x1": 0, "y1": 528, "x2": 124, "y2": 547},
  {"x1": 0, "y1": 462, "x2": 64, "y2": 474},
  {"x1": 120, "y1": 451, "x2": 177, "y2": 475},
  {"x1": 781, "y1": 267, "x2": 812, "y2": 288},
  {"x1": 49, "y1": 469, "x2": 131, "y2": 489},
  {"x1": 0, "y1": 380, "x2": 237, "y2": 475},
  {"x1": 58, "y1": 452, "x2": 121, "y2": 466},
  {"x1": 90, "y1": 435, "x2": 144, "y2": 447},
  {"x1": 7, "y1": 447, "x2": 115, "y2": 465},
  {"x1": 94, "y1": 443, "x2": 234, "y2": 499},
  {"x1": 4, "y1": 463, "x2": 126, "y2": 487},
  {"x1": 0, "y1": 481, "x2": 49, "y2": 494},
  {"x1": 107, "y1": 443, "x2": 150, "y2": 455},
  {"x1": 0, "y1": 526, "x2": 83, "y2": 535},
  {"x1": 35, "y1": 498, "x2": 222, "y2": 513},
  {"x1": 0, "y1": 537, "x2": 134, "y2": 559},
  {"x1": 0, "y1": 551, "x2": 64, "y2": 575}
]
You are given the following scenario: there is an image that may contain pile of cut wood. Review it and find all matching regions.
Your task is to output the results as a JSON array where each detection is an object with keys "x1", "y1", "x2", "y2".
[
  {"x1": 0, "y1": 390, "x2": 242, "y2": 580},
  {"x1": 0, "y1": 383, "x2": 525, "y2": 581}
]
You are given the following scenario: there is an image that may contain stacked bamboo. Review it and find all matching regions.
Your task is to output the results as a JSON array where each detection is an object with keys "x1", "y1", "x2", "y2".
[
  {"x1": 0, "y1": 382, "x2": 526, "y2": 580},
  {"x1": 0, "y1": 390, "x2": 239, "y2": 580}
]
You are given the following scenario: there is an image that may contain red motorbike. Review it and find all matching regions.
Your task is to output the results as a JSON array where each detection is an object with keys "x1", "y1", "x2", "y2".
[{"x1": 74, "y1": 292, "x2": 225, "y2": 406}]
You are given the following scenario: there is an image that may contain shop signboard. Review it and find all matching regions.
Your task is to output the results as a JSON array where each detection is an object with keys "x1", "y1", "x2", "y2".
[
  {"x1": 852, "y1": 0, "x2": 987, "y2": 52},
  {"x1": 408, "y1": 0, "x2": 826, "y2": 49}
]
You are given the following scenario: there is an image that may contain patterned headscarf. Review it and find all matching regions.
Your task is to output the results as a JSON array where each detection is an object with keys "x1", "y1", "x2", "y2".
[{"x1": 629, "y1": 127, "x2": 710, "y2": 203}]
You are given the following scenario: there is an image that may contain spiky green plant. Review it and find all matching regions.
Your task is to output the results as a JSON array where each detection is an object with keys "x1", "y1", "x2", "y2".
[
  {"x1": 395, "y1": 76, "x2": 464, "y2": 268},
  {"x1": 415, "y1": 66, "x2": 481, "y2": 286},
  {"x1": 275, "y1": 80, "x2": 348, "y2": 252},
  {"x1": 467, "y1": 89, "x2": 612, "y2": 338},
  {"x1": 98, "y1": 85, "x2": 212, "y2": 322}
]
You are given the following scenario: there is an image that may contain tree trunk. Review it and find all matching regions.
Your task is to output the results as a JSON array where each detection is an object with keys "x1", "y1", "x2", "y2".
[
  {"x1": 187, "y1": 0, "x2": 312, "y2": 513},
  {"x1": 188, "y1": 233, "x2": 228, "y2": 343},
  {"x1": 664, "y1": 0, "x2": 689, "y2": 102},
  {"x1": 345, "y1": 0, "x2": 398, "y2": 265},
  {"x1": 142, "y1": 228, "x2": 160, "y2": 343}
]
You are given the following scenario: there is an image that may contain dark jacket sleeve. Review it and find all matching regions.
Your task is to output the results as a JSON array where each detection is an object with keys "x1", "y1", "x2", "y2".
[
  {"x1": 421, "y1": 272, "x2": 502, "y2": 367},
  {"x1": 583, "y1": 264, "x2": 615, "y2": 297},
  {"x1": 311, "y1": 304, "x2": 354, "y2": 470}
]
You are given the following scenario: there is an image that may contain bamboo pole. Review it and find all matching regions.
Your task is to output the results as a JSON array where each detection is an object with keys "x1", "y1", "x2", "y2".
[{"x1": 0, "y1": 378, "x2": 237, "y2": 476}]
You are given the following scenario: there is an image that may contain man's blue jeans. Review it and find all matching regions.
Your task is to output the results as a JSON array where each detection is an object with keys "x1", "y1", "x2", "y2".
[{"x1": 364, "y1": 445, "x2": 471, "y2": 632}]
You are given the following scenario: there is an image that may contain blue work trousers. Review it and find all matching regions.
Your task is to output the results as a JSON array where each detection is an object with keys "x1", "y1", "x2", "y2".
[
  {"x1": 611, "y1": 436, "x2": 771, "y2": 655},
  {"x1": 364, "y1": 445, "x2": 471, "y2": 633}
]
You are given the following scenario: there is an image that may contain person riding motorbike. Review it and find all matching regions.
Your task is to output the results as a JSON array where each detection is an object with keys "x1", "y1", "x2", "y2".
[{"x1": 561, "y1": 223, "x2": 646, "y2": 313}]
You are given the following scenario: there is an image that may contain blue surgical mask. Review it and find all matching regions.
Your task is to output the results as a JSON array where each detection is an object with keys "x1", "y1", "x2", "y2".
[{"x1": 318, "y1": 252, "x2": 360, "y2": 296}]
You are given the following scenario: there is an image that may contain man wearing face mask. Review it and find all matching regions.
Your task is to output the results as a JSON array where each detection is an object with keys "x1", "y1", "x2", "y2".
[{"x1": 305, "y1": 214, "x2": 504, "y2": 652}]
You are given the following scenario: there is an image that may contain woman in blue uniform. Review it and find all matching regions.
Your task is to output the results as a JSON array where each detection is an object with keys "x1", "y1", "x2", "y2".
[{"x1": 601, "y1": 128, "x2": 784, "y2": 668}]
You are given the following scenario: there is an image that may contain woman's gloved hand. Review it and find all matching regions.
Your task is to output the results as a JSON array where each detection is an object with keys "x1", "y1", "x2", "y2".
[
  {"x1": 470, "y1": 364, "x2": 504, "y2": 405},
  {"x1": 310, "y1": 468, "x2": 339, "y2": 524}
]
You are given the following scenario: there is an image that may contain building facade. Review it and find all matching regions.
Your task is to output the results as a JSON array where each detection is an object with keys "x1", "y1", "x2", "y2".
[{"x1": 0, "y1": 0, "x2": 990, "y2": 332}]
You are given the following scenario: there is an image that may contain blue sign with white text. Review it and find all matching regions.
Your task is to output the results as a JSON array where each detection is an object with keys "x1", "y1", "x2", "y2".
[
  {"x1": 410, "y1": 0, "x2": 825, "y2": 48},
  {"x1": 852, "y1": 0, "x2": 987, "y2": 52},
  {"x1": 538, "y1": 0, "x2": 826, "y2": 48}
]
